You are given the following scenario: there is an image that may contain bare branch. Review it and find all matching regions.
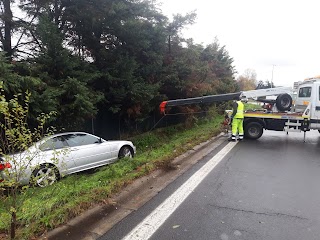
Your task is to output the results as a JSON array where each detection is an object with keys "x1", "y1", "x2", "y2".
[
  {"x1": 12, "y1": 5, "x2": 40, "y2": 51},
  {"x1": 29, "y1": 28, "x2": 42, "y2": 50},
  {"x1": 0, "y1": 28, "x2": 4, "y2": 43},
  {"x1": 14, "y1": 40, "x2": 36, "y2": 47},
  {"x1": 15, "y1": 49, "x2": 36, "y2": 58}
]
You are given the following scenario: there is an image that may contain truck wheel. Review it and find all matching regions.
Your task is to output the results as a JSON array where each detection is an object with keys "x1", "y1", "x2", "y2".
[
  {"x1": 244, "y1": 122, "x2": 263, "y2": 139},
  {"x1": 276, "y1": 94, "x2": 292, "y2": 112}
]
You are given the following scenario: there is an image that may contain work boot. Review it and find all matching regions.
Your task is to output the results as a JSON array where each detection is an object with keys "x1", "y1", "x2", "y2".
[{"x1": 228, "y1": 138, "x2": 236, "y2": 142}]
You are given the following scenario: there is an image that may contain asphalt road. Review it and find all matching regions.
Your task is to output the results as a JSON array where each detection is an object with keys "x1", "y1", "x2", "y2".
[{"x1": 100, "y1": 130, "x2": 320, "y2": 240}]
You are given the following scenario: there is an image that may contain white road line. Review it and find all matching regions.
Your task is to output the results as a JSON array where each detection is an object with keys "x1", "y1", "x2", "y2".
[{"x1": 122, "y1": 141, "x2": 238, "y2": 240}]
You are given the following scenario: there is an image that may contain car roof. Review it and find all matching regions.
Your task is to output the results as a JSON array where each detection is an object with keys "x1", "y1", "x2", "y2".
[
  {"x1": 33, "y1": 132, "x2": 104, "y2": 146},
  {"x1": 46, "y1": 132, "x2": 98, "y2": 138},
  {"x1": 49, "y1": 132, "x2": 93, "y2": 138}
]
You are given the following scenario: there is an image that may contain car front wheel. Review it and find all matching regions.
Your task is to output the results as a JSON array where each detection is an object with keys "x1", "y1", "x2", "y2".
[
  {"x1": 118, "y1": 146, "x2": 133, "y2": 159},
  {"x1": 31, "y1": 164, "x2": 59, "y2": 187}
]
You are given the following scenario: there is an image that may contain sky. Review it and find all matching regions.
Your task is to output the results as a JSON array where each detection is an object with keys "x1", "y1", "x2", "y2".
[{"x1": 158, "y1": 0, "x2": 320, "y2": 87}]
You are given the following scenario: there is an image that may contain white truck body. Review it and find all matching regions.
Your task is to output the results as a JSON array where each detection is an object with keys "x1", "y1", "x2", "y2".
[
  {"x1": 160, "y1": 78, "x2": 320, "y2": 140},
  {"x1": 242, "y1": 79, "x2": 320, "y2": 140}
]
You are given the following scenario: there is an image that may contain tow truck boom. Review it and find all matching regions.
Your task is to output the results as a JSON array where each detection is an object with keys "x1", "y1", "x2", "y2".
[{"x1": 159, "y1": 87, "x2": 293, "y2": 114}]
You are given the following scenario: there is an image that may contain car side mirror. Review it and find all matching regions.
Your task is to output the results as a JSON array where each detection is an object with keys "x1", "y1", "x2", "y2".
[{"x1": 95, "y1": 138, "x2": 103, "y2": 144}]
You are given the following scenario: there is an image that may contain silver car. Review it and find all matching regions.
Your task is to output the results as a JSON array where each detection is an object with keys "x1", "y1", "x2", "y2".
[{"x1": 0, "y1": 132, "x2": 136, "y2": 187}]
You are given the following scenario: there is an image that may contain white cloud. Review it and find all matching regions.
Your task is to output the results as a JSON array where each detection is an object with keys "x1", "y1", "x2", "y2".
[{"x1": 159, "y1": 0, "x2": 320, "y2": 87}]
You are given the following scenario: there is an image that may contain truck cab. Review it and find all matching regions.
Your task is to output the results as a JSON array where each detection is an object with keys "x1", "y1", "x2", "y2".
[
  {"x1": 294, "y1": 79, "x2": 320, "y2": 121},
  {"x1": 294, "y1": 80, "x2": 314, "y2": 113},
  {"x1": 299, "y1": 80, "x2": 320, "y2": 129}
]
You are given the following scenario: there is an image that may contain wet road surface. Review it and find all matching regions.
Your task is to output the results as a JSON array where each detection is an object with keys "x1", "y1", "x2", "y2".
[{"x1": 100, "y1": 130, "x2": 320, "y2": 240}]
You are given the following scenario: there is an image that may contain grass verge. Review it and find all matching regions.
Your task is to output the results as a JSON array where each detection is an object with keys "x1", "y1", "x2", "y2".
[{"x1": 0, "y1": 112, "x2": 224, "y2": 239}]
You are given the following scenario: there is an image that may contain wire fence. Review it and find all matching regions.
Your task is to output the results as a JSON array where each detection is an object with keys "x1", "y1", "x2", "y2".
[{"x1": 84, "y1": 103, "x2": 230, "y2": 140}]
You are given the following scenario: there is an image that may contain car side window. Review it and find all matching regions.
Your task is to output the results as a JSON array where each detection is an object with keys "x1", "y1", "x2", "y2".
[
  {"x1": 39, "y1": 136, "x2": 67, "y2": 151},
  {"x1": 64, "y1": 133, "x2": 100, "y2": 147}
]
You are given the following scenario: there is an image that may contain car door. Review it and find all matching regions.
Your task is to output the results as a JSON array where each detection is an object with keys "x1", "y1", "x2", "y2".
[
  {"x1": 38, "y1": 136, "x2": 76, "y2": 175},
  {"x1": 63, "y1": 133, "x2": 111, "y2": 172}
]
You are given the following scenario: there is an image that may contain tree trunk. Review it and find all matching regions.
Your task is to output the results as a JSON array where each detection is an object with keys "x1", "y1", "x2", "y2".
[
  {"x1": 3, "y1": 0, "x2": 13, "y2": 58},
  {"x1": 54, "y1": 0, "x2": 59, "y2": 24},
  {"x1": 10, "y1": 187, "x2": 17, "y2": 240},
  {"x1": 168, "y1": 35, "x2": 171, "y2": 54},
  {"x1": 10, "y1": 211, "x2": 16, "y2": 239}
]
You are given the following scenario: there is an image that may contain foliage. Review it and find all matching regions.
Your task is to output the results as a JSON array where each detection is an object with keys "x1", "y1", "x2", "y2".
[
  {"x1": 0, "y1": 81, "x2": 56, "y2": 239},
  {"x1": 256, "y1": 80, "x2": 272, "y2": 89},
  {"x1": 0, "y1": 53, "x2": 48, "y2": 124},
  {"x1": 0, "y1": 0, "x2": 238, "y2": 133},
  {"x1": 31, "y1": 15, "x2": 104, "y2": 129},
  {"x1": 161, "y1": 38, "x2": 237, "y2": 100},
  {"x1": 237, "y1": 69, "x2": 257, "y2": 91},
  {"x1": 244, "y1": 102, "x2": 263, "y2": 111}
]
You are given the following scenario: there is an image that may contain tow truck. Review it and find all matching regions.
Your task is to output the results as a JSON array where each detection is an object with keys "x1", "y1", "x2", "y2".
[{"x1": 159, "y1": 78, "x2": 320, "y2": 141}]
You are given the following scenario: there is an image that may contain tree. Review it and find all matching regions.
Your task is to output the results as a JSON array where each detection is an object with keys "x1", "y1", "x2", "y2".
[
  {"x1": 0, "y1": 52, "x2": 48, "y2": 126},
  {"x1": 0, "y1": 0, "x2": 41, "y2": 59},
  {"x1": 2, "y1": 0, "x2": 170, "y2": 131},
  {"x1": 31, "y1": 15, "x2": 103, "y2": 129},
  {"x1": 0, "y1": 0, "x2": 13, "y2": 57},
  {"x1": 166, "y1": 11, "x2": 196, "y2": 55},
  {"x1": 201, "y1": 39, "x2": 237, "y2": 94},
  {"x1": 256, "y1": 80, "x2": 272, "y2": 89},
  {"x1": 237, "y1": 69, "x2": 257, "y2": 91},
  {"x1": 0, "y1": 0, "x2": 239, "y2": 133},
  {"x1": 56, "y1": 0, "x2": 169, "y2": 123},
  {"x1": 159, "y1": 37, "x2": 238, "y2": 121}
]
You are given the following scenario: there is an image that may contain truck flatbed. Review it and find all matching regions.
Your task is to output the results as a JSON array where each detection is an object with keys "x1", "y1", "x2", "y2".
[{"x1": 244, "y1": 110, "x2": 304, "y2": 120}]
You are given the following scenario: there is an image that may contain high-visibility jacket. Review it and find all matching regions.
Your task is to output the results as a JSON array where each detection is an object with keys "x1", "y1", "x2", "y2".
[{"x1": 234, "y1": 101, "x2": 244, "y2": 119}]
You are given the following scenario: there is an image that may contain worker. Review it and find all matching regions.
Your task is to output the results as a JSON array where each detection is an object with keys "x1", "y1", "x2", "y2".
[{"x1": 228, "y1": 96, "x2": 245, "y2": 141}]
